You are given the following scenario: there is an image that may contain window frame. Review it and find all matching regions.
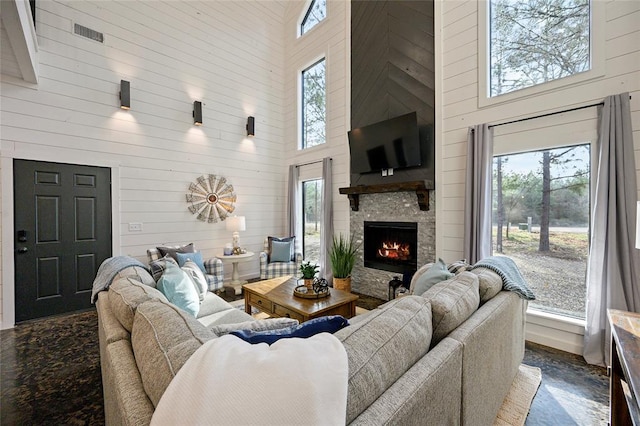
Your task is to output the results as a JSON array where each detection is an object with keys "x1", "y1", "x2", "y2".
[
  {"x1": 478, "y1": 0, "x2": 605, "y2": 108},
  {"x1": 298, "y1": 0, "x2": 327, "y2": 38},
  {"x1": 301, "y1": 178, "x2": 323, "y2": 263},
  {"x1": 491, "y1": 140, "x2": 595, "y2": 321},
  {"x1": 299, "y1": 56, "x2": 327, "y2": 150}
]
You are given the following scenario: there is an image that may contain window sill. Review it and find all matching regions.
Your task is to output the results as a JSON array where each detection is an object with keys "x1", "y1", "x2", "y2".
[
  {"x1": 527, "y1": 307, "x2": 585, "y2": 331},
  {"x1": 526, "y1": 307, "x2": 585, "y2": 355}
]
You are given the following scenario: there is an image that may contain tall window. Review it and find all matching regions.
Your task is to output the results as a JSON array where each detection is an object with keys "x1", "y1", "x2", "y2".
[
  {"x1": 301, "y1": 0, "x2": 326, "y2": 35},
  {"x1": 492, "y1": 144, "x2": 590, "y2": 319},
  {"x1": 301, "y1": 59, "x2": 326, "y2": 149},
  {"x1": 489, "y1": 0, "x2": 590, "y2": 97},
  {"x1": 302, "y1": 179, "x2": 323, "y2": 264}
]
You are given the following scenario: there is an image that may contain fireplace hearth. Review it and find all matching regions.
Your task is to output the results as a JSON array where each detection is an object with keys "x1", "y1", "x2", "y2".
[{"x1": 364, "y1": 221, "x2": 418, "y2": 274}]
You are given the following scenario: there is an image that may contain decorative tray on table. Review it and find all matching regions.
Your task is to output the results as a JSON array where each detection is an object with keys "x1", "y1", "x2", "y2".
[{"x1": 293, "y1": 278, "x2": 330, "y2": 299}]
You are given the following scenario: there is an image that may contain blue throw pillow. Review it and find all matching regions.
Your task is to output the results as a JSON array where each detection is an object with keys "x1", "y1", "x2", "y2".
[
  {"x1": 270, "y1": 241, "x2": 292, "y2": 263},
  {"x1": 157, "y1": 262, "x2": 200, "y2": 317},
  {"x1": 268, "y1": 236, "x2": 295, "y2": 262},
  {"x1": 176, "y1": 251, "x2": 206, "y2": 275},
  {"x1": 413, "y1": 258, "x2": 454, "y2": 296},
  {"x1": 230, "y1": 315, "x2": 349, "y2": 345}
]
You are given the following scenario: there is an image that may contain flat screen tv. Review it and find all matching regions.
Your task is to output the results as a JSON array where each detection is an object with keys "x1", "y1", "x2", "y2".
[{"x1": 348, "y1": 112, "x2": 421, "y2": 174}]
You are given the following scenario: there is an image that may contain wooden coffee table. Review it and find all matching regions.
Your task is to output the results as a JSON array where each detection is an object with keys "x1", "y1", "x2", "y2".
[{"x1": 243, "y1": 276, "x2": 359, "y2": 323}]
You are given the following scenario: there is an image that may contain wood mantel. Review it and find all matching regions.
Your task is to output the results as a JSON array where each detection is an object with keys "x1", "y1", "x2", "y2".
[{"x1": 338, "y1": 181, "x2": 431, "y2": 211}]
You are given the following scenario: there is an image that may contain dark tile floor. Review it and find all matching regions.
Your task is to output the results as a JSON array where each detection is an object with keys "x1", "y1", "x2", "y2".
[
  {"x1": 524, "y1": 341, "x2": 609, "y2": 425},
  {"x1": 1, "y1": 302, "x2": 610, "y2": 425}
]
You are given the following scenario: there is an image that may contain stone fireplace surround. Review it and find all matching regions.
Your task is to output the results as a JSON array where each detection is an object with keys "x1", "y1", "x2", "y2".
[{"x1": 348, "y1": 190, "x2": 435, "y2": 301}]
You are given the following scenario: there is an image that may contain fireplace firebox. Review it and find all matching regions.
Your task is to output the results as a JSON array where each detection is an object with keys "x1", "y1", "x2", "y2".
[{"x1": 363, "y1": 221, "x2": 418, "y2": 274}]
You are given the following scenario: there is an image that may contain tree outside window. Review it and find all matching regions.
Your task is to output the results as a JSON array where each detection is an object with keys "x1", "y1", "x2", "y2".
[
  {"x1": 302, "y1": 59, "x2": 326, "y2": 149},
  {"x1": 492, "y1": 144, "x2": 590, "y2": 318},
  {"x1": 301, "y1": 0, "x2": 327, "y2": 35},
  {"x1": 490, "y1": 0, "x2": 590, "y2": 97},
  {"x1": 302, "y1": 179, "x2": 322, "y2": 264}
]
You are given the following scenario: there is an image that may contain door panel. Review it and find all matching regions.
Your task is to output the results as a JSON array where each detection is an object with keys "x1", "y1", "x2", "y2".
[{"x1": 14, "y1": 160, "x2": 112, "y2": 322}]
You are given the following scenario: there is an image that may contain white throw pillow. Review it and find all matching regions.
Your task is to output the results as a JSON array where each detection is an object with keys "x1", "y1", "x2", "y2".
[{"x1": 181, "y1": 260, "x2": 208, "y2": 302}]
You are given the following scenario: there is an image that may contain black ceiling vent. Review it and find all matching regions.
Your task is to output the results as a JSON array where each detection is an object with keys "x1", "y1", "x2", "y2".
[{"x1": 73, "y1": 23, "x2": 103, "y2": 43}]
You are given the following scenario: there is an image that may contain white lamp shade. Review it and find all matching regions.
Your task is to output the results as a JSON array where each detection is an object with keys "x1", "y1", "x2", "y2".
[
  {"x1": 226, "y1": 216, "x2": 246, "y2": 232},
  {"x1": 636, "y1": 201, "x2": 640, "y2": 249}
]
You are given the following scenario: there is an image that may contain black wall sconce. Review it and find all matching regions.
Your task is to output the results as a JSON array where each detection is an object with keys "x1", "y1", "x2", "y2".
[
  {"x1": 193, "y1": 101, "x2": 203, "y2": 126},
  {"x1": 120, "y1": 80, "x2": 130, "y2": 110},
  {"x1": 246, "y1": 116, "x2": 255, "y2": 136}
]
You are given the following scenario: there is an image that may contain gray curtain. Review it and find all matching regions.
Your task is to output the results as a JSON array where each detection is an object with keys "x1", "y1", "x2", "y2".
[
  {"x1": 464, "y1": 124, "x2": 494, "y2": 264},
  {"x1": 584, "y1": 93, "x2": 640, "y2": 366},
  {"x1": 320, "y1": 158, "x2": 334, "y2": 280},
  {"x1": 287, "y1": 165, "x2": 299, "y2": 242}
]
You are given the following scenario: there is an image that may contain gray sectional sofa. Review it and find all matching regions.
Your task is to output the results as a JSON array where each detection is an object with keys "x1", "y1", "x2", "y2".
[{"x1": 96, "y1": 257, "x2": 527, "y2": 425}]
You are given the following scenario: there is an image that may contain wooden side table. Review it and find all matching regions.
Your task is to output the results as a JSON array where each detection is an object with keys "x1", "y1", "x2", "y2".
[
  {"x1": 217, "y1": 251, "x2": 254, "y2": 295},
  {"x1": 608, "y1": 309, "x2": 640, "y2": 426}
]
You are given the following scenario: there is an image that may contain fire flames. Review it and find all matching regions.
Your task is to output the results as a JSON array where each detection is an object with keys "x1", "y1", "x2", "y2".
[{"x1": 377, "y1": 241, "x2": 411, "y2": 261}]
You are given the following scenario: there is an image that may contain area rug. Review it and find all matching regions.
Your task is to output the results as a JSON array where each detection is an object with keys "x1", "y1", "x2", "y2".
[{"x1": 494, "y1": 364, "x2": 542, "y2": 426}]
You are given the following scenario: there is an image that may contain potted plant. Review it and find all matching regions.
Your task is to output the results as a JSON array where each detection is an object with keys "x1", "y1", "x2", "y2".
[
  {"x1": 299, "y1": 261, "x2": 319, "y2": 289},
  {"x1": 329, "y1": 233, "x2": 361, "y2": 292}
]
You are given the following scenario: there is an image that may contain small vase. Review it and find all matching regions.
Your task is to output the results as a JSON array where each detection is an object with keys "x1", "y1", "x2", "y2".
[{"x1": 304, "y1": 278, "x2": 314, "y2": 289}]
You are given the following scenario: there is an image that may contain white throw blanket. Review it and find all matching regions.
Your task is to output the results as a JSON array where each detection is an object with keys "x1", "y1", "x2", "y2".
[{"x1": 151, "y1": 333, "x2": 349, "y2": 426}]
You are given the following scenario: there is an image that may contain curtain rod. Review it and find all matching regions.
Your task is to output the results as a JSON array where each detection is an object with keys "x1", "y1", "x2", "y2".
[
  {"x1": 488, "y1": 95, "x2": 632, "y2": 129},
  {"x1": 295, "y1": 157, "x2": 332, "y2": 168}
]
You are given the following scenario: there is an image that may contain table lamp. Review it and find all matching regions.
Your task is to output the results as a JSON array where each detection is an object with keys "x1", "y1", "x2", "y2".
[{"x1": 226, "y1": 216, "x2": 246, "y2": 249}]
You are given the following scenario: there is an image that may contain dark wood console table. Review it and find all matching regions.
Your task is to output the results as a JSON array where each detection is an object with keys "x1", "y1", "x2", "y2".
[{"x1": 609, "y1": 309, "x2": 640, "y2": 425}]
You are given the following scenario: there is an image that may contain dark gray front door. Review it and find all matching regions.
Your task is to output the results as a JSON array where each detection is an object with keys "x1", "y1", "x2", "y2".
[{"x1": 14, "y1": 160, "x2": 112, "y2": 322}]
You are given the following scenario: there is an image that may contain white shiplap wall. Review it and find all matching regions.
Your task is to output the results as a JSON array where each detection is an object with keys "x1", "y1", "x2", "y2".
[
  {"x1": 282, "y1": 1, "x2": 352, "y2": 242},
  {"x1": 437, "y1": 0, "x2": 640, "y2": 261},
  {"x1": 0, "y1": 19, "x2": 23, "y2": 81},
  {"x1": 437, "y1": 0, "x2": 640, "y2": 353},
  {"x1": 1, "y1": 0, "x2": 287, "y2": 328}
]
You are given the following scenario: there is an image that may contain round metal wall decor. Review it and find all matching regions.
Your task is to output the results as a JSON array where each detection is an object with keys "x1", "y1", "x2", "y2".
[{"x1": 186, "y1": 174, "x2": 236, "y2": 223}]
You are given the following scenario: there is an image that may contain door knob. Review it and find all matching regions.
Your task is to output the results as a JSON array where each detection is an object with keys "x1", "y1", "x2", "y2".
[{"x1": 17, "y1": 247, "x2": 28, "y2": 254}]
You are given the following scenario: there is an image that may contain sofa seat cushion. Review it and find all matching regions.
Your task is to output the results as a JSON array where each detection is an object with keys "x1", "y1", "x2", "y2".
[
  {"x1": 468, "y1": 267, "x2": 503, "y2": 303},
  {"x1": 197, "y1": 307, "x2": 256, "y2": 328},
  {"x1": 196, "y1": 291, "x2": 236, "y2": 319},
  {"x1": 423, "y1": 271, "x2": 480, "y2": 347},
  {"x1": 334, "y1": 295, "x2": 432, "y2": 424},
  {"x1": 108, "y1": 277, "x2": 168, "y2": 332},
  {"x1": 131, "y1": 299, "x2": 216, "y2": 407}
]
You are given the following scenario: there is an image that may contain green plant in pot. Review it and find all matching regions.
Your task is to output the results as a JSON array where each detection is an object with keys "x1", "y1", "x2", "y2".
[
  {"x1": 299, "y1": 261, "x2": 319, "y2": 288},
  {"x1": 329, "y1": 233, "x2": 361, "y2": 292}
]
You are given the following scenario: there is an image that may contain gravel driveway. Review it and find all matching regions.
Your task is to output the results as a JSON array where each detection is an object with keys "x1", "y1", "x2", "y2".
[{"x1": 508, "y1": 252, "x2": 587, "y2": 319}]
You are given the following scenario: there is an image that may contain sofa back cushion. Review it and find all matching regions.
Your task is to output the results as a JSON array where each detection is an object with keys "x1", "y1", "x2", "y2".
[
  {"x1": 335, "y1": 296, "x2": 432, "y2": 424},
  {"x1": 108, "y1": 277, "x2": 168, "y2": 333},
  {"x1": 423, "y1": 271, "x2": 480, "y2": 347},
  {"x1": 468, "y1": 267, "x2": 503, "y2": 304},
  {"x1": 113, "y1": 266, "x2": 156, "y2": 288},
  {"x1": 131, "y1": 299, "x2": 215, "y2": 407}
]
